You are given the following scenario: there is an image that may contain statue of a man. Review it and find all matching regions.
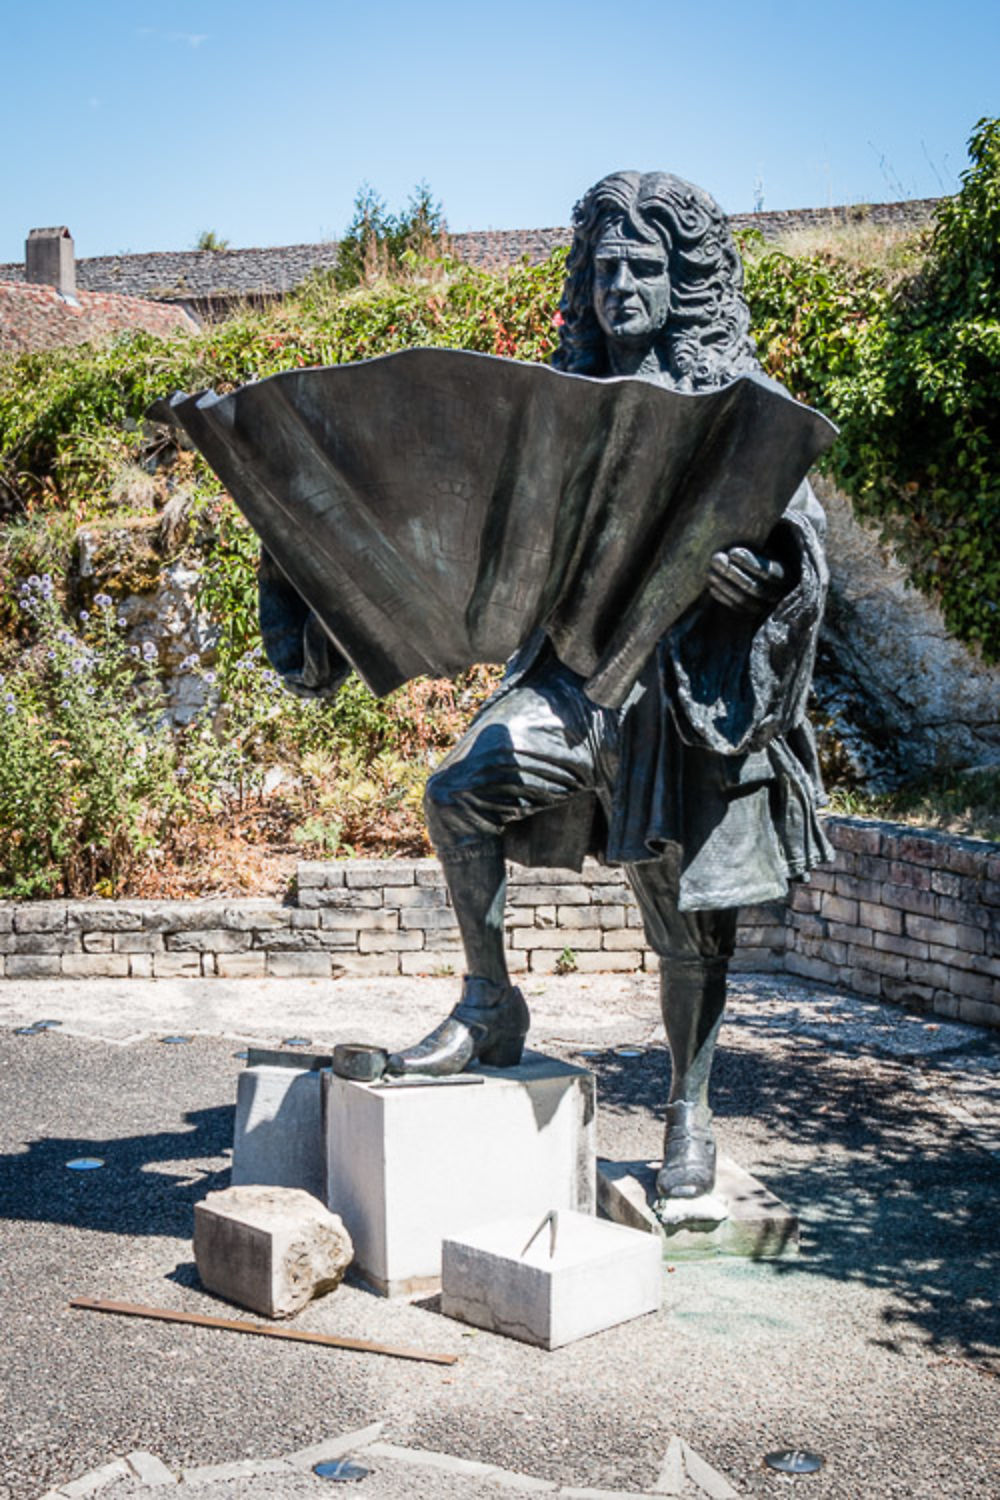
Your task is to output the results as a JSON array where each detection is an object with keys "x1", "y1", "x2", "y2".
[{"x1": 386, "y1": 170, "x2": 832, "y2": 1202}]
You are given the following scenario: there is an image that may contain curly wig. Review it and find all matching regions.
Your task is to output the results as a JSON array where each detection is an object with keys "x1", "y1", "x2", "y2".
[{"x1": 551, "y1": 171, "x2": 759, "y2": 390}]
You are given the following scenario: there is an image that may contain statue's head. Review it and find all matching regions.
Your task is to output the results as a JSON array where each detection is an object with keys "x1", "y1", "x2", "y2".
[{"x1": 552, "y1": 170, "x2": 758, "y2": 389}]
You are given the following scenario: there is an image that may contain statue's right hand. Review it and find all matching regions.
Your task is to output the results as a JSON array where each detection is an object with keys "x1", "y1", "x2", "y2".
[{"x1": 707, "y1": 546, "x2": 786, "y2": 615}]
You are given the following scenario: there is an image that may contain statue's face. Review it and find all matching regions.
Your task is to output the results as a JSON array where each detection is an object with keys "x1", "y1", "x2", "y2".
[{"x1": 592, "y1": 218, "x2": 671, "y2": 347}]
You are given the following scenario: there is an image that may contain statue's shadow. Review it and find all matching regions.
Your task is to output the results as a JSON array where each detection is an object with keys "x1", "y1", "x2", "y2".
[
  {"x1": 0, "y1": 1104, "x2": 233, "y2": 1239},
  {"x1": 579, "y1": 1037, "x2": 1000, "y2": 1369}
]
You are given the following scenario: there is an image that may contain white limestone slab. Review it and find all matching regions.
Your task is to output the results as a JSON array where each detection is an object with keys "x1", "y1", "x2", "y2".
[
  {"x1": 598, "y1": 1155, "x2": 798, "y2": 1259},
  {"x1": 325, "y1": 1051, "x2": 595, "y2": 1296},
  {"x1": 231, "y1": 1064, "x2": 326, "y2": 1200},
  {"x1": 441, "y1": 1209, "x2": 661, "y2": 1348}
]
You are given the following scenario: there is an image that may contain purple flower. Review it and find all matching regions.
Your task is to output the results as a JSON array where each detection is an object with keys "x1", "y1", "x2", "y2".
[
  {"x1": 141, "y1": 641, "x2": 157, "y2": 660},
  {"x1": 94, "y1": 593, "x2": 113, "y2": 609},
  {"x1": 204, "y1": 670, "x2": 217, "y2": 684},
  {"x1": 79, "y1": 610, "x2": 89, "y2": 623}
]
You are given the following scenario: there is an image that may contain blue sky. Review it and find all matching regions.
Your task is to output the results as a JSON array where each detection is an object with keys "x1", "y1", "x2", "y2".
[{"x1": 2, "y1": 0, "x2": 997, "y2": 263}]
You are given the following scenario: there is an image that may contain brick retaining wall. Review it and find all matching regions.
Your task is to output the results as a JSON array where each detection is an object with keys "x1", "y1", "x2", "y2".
[{"x1": 1, "y1": 816, "x2": 996, "y2": 1029}]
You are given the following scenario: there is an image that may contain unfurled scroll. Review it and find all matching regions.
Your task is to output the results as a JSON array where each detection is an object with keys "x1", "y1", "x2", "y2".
[{"x1": 154, "y1": 348, "x2": 835, "y2": 709}]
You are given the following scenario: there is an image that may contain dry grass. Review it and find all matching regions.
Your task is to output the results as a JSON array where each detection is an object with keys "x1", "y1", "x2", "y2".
[{"x1": 743, "y1": 218, "x2": 929, "y2": 281}]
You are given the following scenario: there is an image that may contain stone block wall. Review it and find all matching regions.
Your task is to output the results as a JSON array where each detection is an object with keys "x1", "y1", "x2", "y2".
[
  {"x1": 0, "y1": 816, "x2": 996, "y2": 1030},
  {"x1": 786, "y1": 818, "x2": 1000, "y2": 1029}
]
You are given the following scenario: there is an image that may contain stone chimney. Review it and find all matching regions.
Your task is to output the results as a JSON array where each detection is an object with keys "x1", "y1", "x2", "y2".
[{"x1": 25, "y1": 226, "x2": 76, "y2": 296}]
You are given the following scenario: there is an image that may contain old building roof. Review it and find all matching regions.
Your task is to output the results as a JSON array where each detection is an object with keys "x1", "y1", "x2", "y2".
[
  {"x1": 0, "y1": 199, "x2": 943, "y2": 308},
  {"x1": 0, "y1": 279, "x2": 198, "y2": 358}
]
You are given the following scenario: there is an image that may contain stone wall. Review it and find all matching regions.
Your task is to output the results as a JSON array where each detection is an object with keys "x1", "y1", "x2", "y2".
[
  {"x1": 786, "y1": 819, "x2": 999, "y2": 1029},
  {"x1": 1, "y1": 816, "x2": 996, "y2": 1030},
  {"x1": 0, "y1": 199, "x2": 944, "y2": 304}
]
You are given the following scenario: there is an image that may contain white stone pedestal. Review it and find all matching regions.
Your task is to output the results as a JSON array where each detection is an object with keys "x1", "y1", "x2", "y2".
[
  {"x1": 441, "y1": 1210, "x2": 661, "y2": 1348},
  {"x1": 324, "y1": 1052, "x2": 595, "y2": 1297},
  {"x1": 232, "y1": 1065, "x2": 326, "y2": 1202}
]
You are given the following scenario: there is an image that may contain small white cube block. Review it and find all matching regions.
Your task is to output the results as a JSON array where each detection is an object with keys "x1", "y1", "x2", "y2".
[
  {"x1": 441, "y1": 1209, "x2": 661, "y2": 1348},
  {"x1": 232, "y1": 1065, "x2": 325, "y2": 1200},
  {"x1": 325, "y1": 1052, "x2": 595, "y2": 1297}
]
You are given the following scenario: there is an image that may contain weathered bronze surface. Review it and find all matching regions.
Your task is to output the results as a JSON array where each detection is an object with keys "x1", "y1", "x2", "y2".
[
  {"x1": 156, "y1": 357, "x2": 832, "y2": 709},
  {"x1": 154, "y1": 168, "x2": 836, "y2": 1207}
]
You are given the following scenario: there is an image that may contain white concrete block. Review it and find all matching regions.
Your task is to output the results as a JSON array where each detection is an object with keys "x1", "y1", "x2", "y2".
[
  {"x1": 125, "y1": 1450, "x2": 176, "y2": 1485},
  {"x1": 194, "y1": 1184, "x2": 352, "y2": 1318},
  {"x1": 231, "y1": 1064, "x2": 325, "y2": 1200},
  {"x1": 441, "y1": 1209, "x2": 661, "y2": 1348},
  {"x1": 325, "y1": 1051, "x2": 595, "y2": 1296}
]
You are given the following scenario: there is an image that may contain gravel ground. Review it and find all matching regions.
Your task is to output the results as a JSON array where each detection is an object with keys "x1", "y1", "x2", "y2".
[{"x1": 1, "y1": 973, "x2": 998, "y2": 1499}]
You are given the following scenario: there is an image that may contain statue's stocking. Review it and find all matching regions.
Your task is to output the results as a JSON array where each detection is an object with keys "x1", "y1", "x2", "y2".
[{"x1": 657, "y1": 955, "x2": 728, "y2": 1198}]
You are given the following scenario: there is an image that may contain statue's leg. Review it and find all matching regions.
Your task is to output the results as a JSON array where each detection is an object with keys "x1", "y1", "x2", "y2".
[
  {"x1": 626, "y1": 862, "x2": 737, "y2": 1199},
  {"x1": 386, "y1": 659, "x2": 610, "y2": 1076}
]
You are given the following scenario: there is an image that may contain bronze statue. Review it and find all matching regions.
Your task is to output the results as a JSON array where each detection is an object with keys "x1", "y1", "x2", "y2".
[
  {"x1": 383, "y1": 172, "x2": 832, "y2": 1202},
  {"x1": 155, "y1": 170, "x2": 833, "y2": 1207}
]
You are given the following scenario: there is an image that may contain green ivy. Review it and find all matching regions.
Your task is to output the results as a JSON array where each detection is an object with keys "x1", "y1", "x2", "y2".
[
  {"x1": 743, "y1": 116, "x2": 1000, "y2": 657},
  {"x1": 1, "y1": 122, "x2": 998, "y2": 660}
]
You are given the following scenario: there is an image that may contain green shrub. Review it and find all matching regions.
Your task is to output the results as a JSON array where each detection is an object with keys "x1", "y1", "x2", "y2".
[
  {"x1": 744, "y1": 116, "x2": 1000, "y2": 658},
  {"x1": 0, "y1": 579, "x2": 180, "y2": 895}
]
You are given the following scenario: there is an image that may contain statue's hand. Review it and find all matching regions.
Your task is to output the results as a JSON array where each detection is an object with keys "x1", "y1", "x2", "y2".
[{"x1": 707, "y1": 546, "x2": 786, "y2": 615}]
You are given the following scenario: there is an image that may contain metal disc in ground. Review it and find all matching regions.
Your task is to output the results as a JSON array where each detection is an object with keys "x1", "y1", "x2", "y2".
[
  {"x1": 161, "y1": 1035, "x2": 191, "y2": 1045},
  {"x1": 66, "y1": 1158, "x2": 105, "y2": 1171},
  {"x1": 14, "y1": 1026, "x2": 41, "y2": 1036},
  {"x1": 313, "y1": 1458, "x2": 371, "y2": 1481},
  {"x1": 282, "y1": 1037, "x2": 312, "y2": 1048},
  {"x1": 615, "y1": 1046, "x2": 645, "y2": 1058},
  {"x1": 764, "y1": 1449, "x2": 824, "y2": 1474},
  {"x1": 33, "y1": 1019, "x2": 62, "y2": 1029}
]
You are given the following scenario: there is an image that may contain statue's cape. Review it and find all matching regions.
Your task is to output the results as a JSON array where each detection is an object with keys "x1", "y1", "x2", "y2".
[{"x1": 152, "y1": 348, "x2": 836, "y2": 709}]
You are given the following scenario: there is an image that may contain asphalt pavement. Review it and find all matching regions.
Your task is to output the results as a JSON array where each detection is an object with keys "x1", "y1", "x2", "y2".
[{"x1": 1, "y1": 970, "x2": 998, "y2": 1500}]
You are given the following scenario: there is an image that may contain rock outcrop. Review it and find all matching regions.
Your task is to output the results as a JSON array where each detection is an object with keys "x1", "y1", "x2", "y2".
[{"x1": 813, "y1": 477, "x2": 1000, "y2": 788}]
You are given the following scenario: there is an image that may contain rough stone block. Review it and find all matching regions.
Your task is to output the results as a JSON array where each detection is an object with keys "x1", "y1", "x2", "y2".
[
  {"x1": 511, "y1": 928, "x2": 601, "y2": 950},
  {"x1": 325, "y1": 1052, "x2": 595, "y2": 1296},
  {"x1": 509, "y1": 884, "x2": 591, "y2": 906},
  {"x1": 315, "y1": 887, "x2": 383, "y2": 910},
  {"x1": 905, "y1": 913, "x2": 985, "y2": 953},
  {"x1": 296, "y1": 860, "x2": 344, "y2": 888},
  {"x1": 81, "y1": 931, "x2": 114, "y2": 953},
  {"x1": 5, "y1": 955, "x2": 61, "y2": 978},
  {"x1": 265, "y1": 952, "x2": 332, "y2": 977},
  {"x1": 129, "y1": 954, "x2": 154, "y2": 978},
  {"x1": 232, "y1": 1064, "x2": 327, "y2": 1199},
  {"x1": 152, "y1": 952, "x2": 201, "y2": 978},
  {"x1": 113, "y1": 931, "x2": 165, "y2": 953},
  {"x1": 358, "y1": 929, "x2": 423, "y2": 952},
  {"x1": 216, "y1": 952, "x2": 267, "y2": 978},
  {"x1": 331, "y1": 953, "x2": 400, "y2": 977},
  {"x1": 166, "y1": 928, "x2": 252, "y2": 952},
  {"x1": 195, "y1": 1184, "x2": 352, "y2": 1318},
  {"x1": 441, "y1": 1209, "x2": 660, "y2": 1349},
  {"x1": 819, "y1": 892, "x2": 858, "y2": 926},
  {"x1": 60, "y1": 954, "x2": 130, "y2": 979},
  {"x1": 14, "y1": 903, "x2": 67, "y2": 932}
]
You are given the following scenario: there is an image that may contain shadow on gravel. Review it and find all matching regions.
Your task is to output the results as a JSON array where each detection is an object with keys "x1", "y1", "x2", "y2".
[
  {"x1": 0, "y1": 1104, "x2": 233, "y2": 1238},
  {"x1": 575, "y1": 1037, "x2": 1000, "y2": 1370}
]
